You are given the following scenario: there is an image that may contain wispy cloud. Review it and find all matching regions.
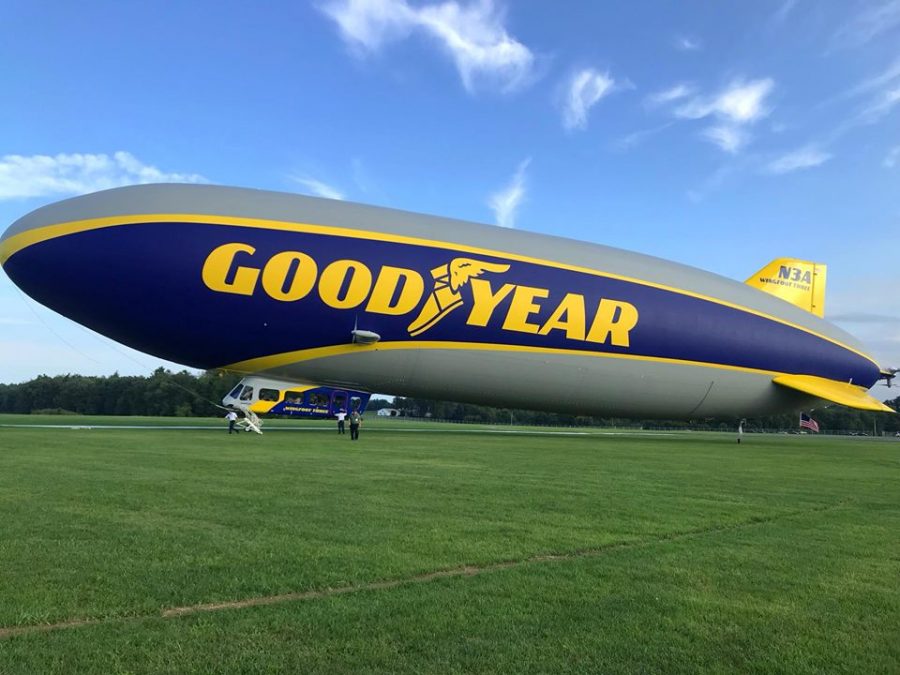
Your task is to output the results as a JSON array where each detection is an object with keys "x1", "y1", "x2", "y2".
[
  {"x1": 670, "y1": 78, "x2": 775, "y2": 153},
  {"x1": 675, "y1": 79, "x2": 774, "y2": 124},
  {"x1": 320, "y1": 0, "x2": 535, "y2": 93},
  {"x1": 859, "y1": 85, "x2": 900, "y2": 123},
  {"x1": 614, "y1": 122, "x2": 674, "y2": 151},
  {"x1": 702, "y1": 126, "x2": 748, "y2": 154},
  {"x1": 771, "y1": 0, "x2": 799, "y2": 25},
  {"x1": 0, "y1": 152, "x2": 205, "y2": 200},
  {"x1": 0, "y1": 317, "x2": 33, "y2": 326},
  {"x1": 885, "y1": 145, "x2": 900, "y2": 168},
  {"x1": 290, "y1": 176, "x2": 346, "y2": 200},
  {"x1": 488, "y1": 158, "x2": 529, "y2": 228},
  {"x1": 561, "y1": 69, "x2": 617, "y2": 131},
  {"x1": 843, "y1": 57, "x2": 900, "y2": 99},
  {"x1": 826, "y1": 58, "x2": 900, "y2": 140},
  {"x1": 832, "y1": 0, "x2": 900, "y2": 49},
  {"x1": 765, "y1": 146, "x2": 832, "y2": 174},
  {"x1": 645, "y1": 83, "x2": 695, "y2": 107},
  {"x1": 673, "y1": 35, "x2": 701, "y2": 51}
]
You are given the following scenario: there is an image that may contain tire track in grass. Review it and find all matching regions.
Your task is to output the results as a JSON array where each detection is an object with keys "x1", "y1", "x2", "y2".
[{"x1": 0, "y1": 500, "x2": 849, "y2": 639}]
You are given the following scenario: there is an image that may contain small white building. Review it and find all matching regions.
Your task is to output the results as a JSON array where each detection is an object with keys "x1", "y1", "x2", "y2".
[{"x1": 376, "y1": 408, "x2": 400, "y2": 417}]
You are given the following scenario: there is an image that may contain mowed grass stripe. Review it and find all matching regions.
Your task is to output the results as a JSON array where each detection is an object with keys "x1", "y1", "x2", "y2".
[{"x1": 0, "y1": 497, "x2": 847, "y2": 639}]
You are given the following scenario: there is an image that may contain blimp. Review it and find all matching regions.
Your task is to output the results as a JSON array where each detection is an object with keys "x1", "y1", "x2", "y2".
[{"x1": 0, "y1": 183, "x2": 894, "y2": 425}]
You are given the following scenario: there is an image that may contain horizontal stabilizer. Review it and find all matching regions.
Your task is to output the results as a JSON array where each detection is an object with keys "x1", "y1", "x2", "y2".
[
  {"x1": 746, "y1": 258, "x2": 826, "y2": 317},
  {"x1": 773, "y1": 374, "x2": 895, "y2": 412}
]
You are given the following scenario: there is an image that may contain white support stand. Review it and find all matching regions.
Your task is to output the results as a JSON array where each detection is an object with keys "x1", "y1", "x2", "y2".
[{"x1": 234, "y1": 404, "x2": 263, "y2": 434}]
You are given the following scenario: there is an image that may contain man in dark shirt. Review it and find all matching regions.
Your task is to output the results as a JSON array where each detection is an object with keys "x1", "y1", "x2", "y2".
[{"x1": 349, "y1": 410, "x2": 362, "y2": 440}]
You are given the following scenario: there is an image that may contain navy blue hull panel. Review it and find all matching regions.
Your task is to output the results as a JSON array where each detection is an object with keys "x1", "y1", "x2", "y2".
[{"x1": 3, "y1": 220, "x2": 880, "y2": 388}]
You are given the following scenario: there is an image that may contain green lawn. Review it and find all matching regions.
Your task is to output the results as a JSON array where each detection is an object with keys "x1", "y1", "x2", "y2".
[{"x1": 0, "y1": 416, "x2": 897, "y2": 673}]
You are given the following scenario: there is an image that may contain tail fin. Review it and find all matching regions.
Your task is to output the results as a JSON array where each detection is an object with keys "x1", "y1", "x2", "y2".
[{"x1": 745, "y1": 258, "x2": 826, "y2": 317}]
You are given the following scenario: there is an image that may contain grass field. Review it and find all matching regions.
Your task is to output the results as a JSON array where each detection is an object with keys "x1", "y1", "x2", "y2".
[{"x1": 0, "y1": 415, "x2": 897, "y2": 673}]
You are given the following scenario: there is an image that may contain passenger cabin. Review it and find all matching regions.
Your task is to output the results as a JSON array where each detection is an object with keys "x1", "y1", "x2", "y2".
[{"x1": 222, "y1": 376, "x2": 370, "y2": 418}]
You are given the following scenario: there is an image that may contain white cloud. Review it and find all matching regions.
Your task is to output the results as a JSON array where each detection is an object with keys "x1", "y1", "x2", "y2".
[
  {"x1": 0, "y1": 317, "x2": 33, "y2": 326},
  {"x1": 701, "y1": 125, "x2": 748, "y2": 154},
  {"x1": 0, "y1": 152, "x2": 206, "y2": 200},
  {"x1": 488, "y1": 158, "x2": 529, "y2": 228},
  {"x1": 670, "y1": 78, "x2": 774, "y2": 153},
  {"x1": 561, "y1": 69, "x2": 616, "y2": 131},
  {"x1": 645, "y1": 83, "x2": 695, "y2": 107},
  {"x1": 825, "y1": 58, "x2": 900, "y2": 140},
  {"x1": 290, "y1": 176, "x2": 346, "y2": 200},
  {"x1": 675, "y1": 78, "x2": 774, "y2": 124},
  {"x1": 765, "y1": 146, "x2": 832, "y2": 174},
  {"x1": 320, "y1": 0, "x2": 534, "y2": 93},
  {"x1": 614, "y1": 122, "x2": 674, "y2": 151},
  {"x1": 832, "y1": 0, "x2": 900, "y2": 48},
  {"x1": 860, "y1": 85, "x2": 900, "y2": 123},
  {"x1": 844, "y1": 57, "x2": 900, "y2": 99},
  {"x1": 771, "y1": 0, "x2": 799, "y2": 24},
  {"x1": 673, "y1": 36, "x2": 701, "y2": 51},
  {"x1": 885, "y1": 145, "x2": 900, "y2": 168},
  {"x1": 319, "y1": 0, "x2": 414, "y2": 50}
]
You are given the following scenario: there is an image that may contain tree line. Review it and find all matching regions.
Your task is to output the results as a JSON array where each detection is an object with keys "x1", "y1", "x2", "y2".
[
  {"x1": 0, "y1": 369, "x2": 897, "y2": 433},
  {"x1": 0, "y1": 369, "x2": 233, "y2": 417}
]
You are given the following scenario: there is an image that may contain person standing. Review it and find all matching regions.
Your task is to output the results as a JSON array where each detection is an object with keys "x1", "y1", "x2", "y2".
[
  {"x1": 349, "y1": 410, "x2": 362, "y2": 440},
  {"x1": 226, "y1": 410, "x2": 240, "y2": 434},
  {"x1": 336, "y1": 408, "x2": 347, "y2": 435}
]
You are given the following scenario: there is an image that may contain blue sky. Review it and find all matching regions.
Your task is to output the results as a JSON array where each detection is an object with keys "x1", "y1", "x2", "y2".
[{"x1": 1, "y1": 0, "x2": 899, "y2": 384}]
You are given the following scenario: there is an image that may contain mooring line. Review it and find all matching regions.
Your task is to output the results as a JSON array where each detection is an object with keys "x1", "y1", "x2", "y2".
[{"x1": 0, "y1": 500, "x2": 848, "y2": 640}]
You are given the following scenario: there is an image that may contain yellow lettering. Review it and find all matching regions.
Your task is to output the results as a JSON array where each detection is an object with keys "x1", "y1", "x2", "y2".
[
  {"x1": 538, "y1": 293, "x2": 586, "y2": 340},
  {"x1": 467, "y1": 279, "x2": 516, "y2": 327},
  {"x1": 261, "y1": 251, "x2": 318, "y2": 301},
  {"x1": 503, "y1": 285, "x2": 549, "y2": 334},
  {"x1": 586, "y1": 299, "x2": 639, "y2": 346},
  {"x1": 201, "y1": 243, "x2": 259, "y2": 296},
  {"x1": 365, "y1": 266, "x2": 425, "y2": 315},
  {"x1": 319, "y1": 259, "x2": 373, "y2": 309}
]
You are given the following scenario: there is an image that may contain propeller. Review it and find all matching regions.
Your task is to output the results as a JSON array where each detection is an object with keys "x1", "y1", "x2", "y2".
[{"x1": 880, "y1": 367, "x2": 899, "y2": 387}]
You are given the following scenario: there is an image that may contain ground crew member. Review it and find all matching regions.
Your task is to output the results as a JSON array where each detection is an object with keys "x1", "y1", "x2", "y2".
[
  {"x1": 349, "y1": 410, "x2": 362, "y2": 440},
  {"x1": 336, "y1": 408, "x2": 347, "y2": 434},
  {"x1": 226, "y1": 410, "x2": 240, "y2": 434}
]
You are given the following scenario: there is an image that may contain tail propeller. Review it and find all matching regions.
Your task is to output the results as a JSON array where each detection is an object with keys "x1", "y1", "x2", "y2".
[{"x1": 880, "y1": 367, "x2": 899, "y2": 387}]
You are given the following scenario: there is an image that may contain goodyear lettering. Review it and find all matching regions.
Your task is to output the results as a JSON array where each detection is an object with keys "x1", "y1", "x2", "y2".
[
  {"x1": 538, "y1": 293, "x2": 586, "y2": 341},
  {"x1": 467, "y1": 279, "x2": 515, "y2": 327},
  {"x1": 201, "y1": 244, "x2": 639, "y2": 348},
  {"x1": 503, "y1": 285, "x2": 549, "y2": 334},
  {"x1": 261, "y1": 251, "x2": 317, "y2": 301},
  {"x1": 202, "y1": 243, "x2": 259, "y2": 295},
  {"x1": 319, "y1": 259, "x2": 372, "y2": 309},
  {"x1": 366, "y1": 266, "x2": 424, "y2": 315}
]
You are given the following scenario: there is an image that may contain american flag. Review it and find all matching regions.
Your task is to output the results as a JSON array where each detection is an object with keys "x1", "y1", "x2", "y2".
[{"x1": 800, "y1": 412, "x2": 820, "y2": 433}]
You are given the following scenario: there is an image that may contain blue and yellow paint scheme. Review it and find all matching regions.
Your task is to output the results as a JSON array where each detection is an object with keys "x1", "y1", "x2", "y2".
[
  {"x1": 0, "y1": 184, "x2": 892, "y2": 418},
  {"x1": 222, "y1": 376, "x2": 369, "y2": 418}
]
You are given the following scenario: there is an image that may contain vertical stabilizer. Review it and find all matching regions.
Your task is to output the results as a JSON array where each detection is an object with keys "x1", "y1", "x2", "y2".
[{"x1": 745, "y1": 258, "x2": 826, "y2": 317}]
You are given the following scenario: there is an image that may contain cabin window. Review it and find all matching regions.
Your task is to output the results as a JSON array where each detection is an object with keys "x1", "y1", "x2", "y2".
[
  {"x1": 309, "y1": 392, "x2": 329, "y2": 407},
  {"x1": 284, "y1": 391, "x2": 304, "y2": 404},
  {"x1": 350, "y1": 396, "x2": 361, "y2": 411},
  {"x1": 239, "y1": 386, "x2": 254, "y2": 401},
  {"x1": 333, "y1": 392, "x2": 347, "y2": 411},
  {"x1": 227, "y1": 384, "x2": 243, "y2": 398},
  {"x1": 259, "y1": 388, "x2": 279, "y2": 402}
]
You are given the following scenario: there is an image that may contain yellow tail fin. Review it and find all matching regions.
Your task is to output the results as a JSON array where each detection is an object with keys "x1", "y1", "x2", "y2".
[{"x1": 745, "y1": 258, "x2": 826, "y2": 317}]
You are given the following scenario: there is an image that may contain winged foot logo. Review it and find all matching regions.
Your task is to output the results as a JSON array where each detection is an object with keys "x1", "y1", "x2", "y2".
[
  {"x1": 407, "y1": 258, "x2": 510, "y2": 336},
  {"x1": 201, "y1": 243, "x2": 640, "y2": 347}
]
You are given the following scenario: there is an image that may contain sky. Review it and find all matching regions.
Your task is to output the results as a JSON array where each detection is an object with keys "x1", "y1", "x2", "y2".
[{"x1": 1, "y1": 0, "x2": 899, "y2": 386}]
